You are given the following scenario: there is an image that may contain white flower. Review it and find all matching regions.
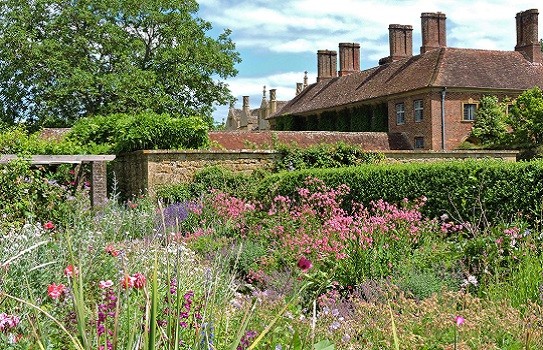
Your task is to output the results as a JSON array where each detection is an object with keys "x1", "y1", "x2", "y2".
[{"x1": 467, "y1": 275, "x2": 478, "y2": 286}]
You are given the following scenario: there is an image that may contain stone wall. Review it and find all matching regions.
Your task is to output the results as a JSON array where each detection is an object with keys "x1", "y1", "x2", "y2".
[
  {"x1": 113, "y1": 149, "x2": 517, "y2": 197},
  {"x1": 113, "y1": 150, "x2": 278, "y2": 196}
]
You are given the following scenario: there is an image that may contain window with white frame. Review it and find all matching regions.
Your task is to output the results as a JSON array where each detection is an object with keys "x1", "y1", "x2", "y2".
[
  {"x1": 414, "y1": 99, "x2": 423, "y2": 122},
  {"x1": 396, "y1": 103, "x2": 405, "y2": 125},
  {"x1": 463, "y1": 103, "x2": 477, "y2": 121}
]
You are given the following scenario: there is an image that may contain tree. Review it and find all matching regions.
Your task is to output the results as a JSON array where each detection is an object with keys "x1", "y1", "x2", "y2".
[
  {"x1": 470, "y1": 95, "x2": 508, "y2": 147},
  {"x1": 0, "y1": 0, "x2": 240, "y2": 127},
  {"x1": 508, "y1": 87, "x2": 543, "y2": 147}
]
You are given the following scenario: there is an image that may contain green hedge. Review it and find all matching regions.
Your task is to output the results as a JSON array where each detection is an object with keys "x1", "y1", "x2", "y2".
[
  {"x1": 67, "y1": 112, "x2": 209, "y2": 154},
  {"x1": 254, "y1": 160, "x2": 543, "y2": 223},
  {"x1": 274, "y1": 142, "x2": 385, "y2": 171}
]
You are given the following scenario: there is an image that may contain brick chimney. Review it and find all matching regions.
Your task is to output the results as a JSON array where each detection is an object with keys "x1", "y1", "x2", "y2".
[
  {"x1": 389, "y1": 24, "x2": 413, "y2": 60},
  {"x1": 515, "y1": 9, "x2": 541, "y2": 63},
  {"x1": 317, "y1": 50, "x2": 338, "y2": 82},
  {"x1": 338, "y1": 43, "x2": 360, "y2": 76},
  {"x1": 240, "y1": 95, "x2": 250, "y2": 127},
  {"x1": 420, "y1": 12, "x2": 446, "y2": 54}
]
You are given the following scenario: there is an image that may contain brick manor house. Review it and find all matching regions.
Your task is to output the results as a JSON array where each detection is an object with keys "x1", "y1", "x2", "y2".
[{"x1": 269, "y1": 9, "x2": 543, "y2": 150}]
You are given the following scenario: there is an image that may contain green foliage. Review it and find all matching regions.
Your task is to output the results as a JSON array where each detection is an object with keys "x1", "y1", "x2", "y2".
[
  {"x1": 350, "y1": 105, "x2": 372, "y2": 131},
  {"x1": 470, "y1": 95, "x2": 509, "y2": 146},
  {"x1": 274, "y1": 142, "x2": 385, "y2": 171},
  {"x1": 156, "y1": 166, "x2": 270, "y2": 202},
  {"x1": 255, "y1": 159, "x2": 543, "y2": 224},
  {"x1": 0, "y1": 125, "x2": 91, "y2": 155},
  {"x1": 371, "y1": 104, "x2": 389, "y2": 132},
  {"x1": 0, "y1": 159, "x2": 83, "y2": 229},
  {"x1": 508, "y1": 87, "x2": 543, "y2": 147},
  {"x1": 275, "y1": 115, "x2": 295, "y2": 131},
  {"x1": 318, "y1": 111, "x2": 337, "y2": 131},
  {"x1": 0, "y1": 0, "x2": 240, "y2": 127},
  {"x1": 66, "y1": 112, "x2": 209, "y2": 153}
]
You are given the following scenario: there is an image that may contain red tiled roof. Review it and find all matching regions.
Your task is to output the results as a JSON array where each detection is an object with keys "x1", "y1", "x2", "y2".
[
  {"x1": 276, "y1": 48, "x2": 543, "y2": 116},
  {"x1": 209, "y1": 131, "x2": 411, "y2": 150}
]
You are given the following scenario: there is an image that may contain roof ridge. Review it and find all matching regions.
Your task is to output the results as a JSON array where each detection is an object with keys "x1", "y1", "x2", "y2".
[{"x1": 428, "y1": 48, "x2": 446, "y2": 86}]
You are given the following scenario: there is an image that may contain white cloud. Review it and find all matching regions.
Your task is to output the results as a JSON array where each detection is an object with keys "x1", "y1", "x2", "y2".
[{"x1": 204, "y1": 1, "x2": 542, "y2": 121}]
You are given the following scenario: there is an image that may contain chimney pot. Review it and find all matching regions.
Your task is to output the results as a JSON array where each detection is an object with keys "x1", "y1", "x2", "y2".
[{"x1": 420, "y1": 12, "x2": 447, "y2": 54}]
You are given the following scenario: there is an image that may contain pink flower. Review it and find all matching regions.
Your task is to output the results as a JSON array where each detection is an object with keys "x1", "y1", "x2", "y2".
[
  {"x1": 64, "y1": 265, "x2": 78, "y2": 278},
  {"x1": 133, "y1": 273, "x2": 146, "y2": 289},
  {"x1": 43, "y1": 221, "x2": 55, "y2": 230},
  {"x1": 455, "y1": 315, "x2": 465, "y2": 326},
  {"x1": 121, "y1": 274, "x2": 136, "y2": 289},
  {"x1": 98, "y1": 280, "x2": 113, "y2": 289},
  {"x1": 105, "y1": 244, "x2": 120, "y2": 257},
  {"x1": 0, "y1": 313, "x2": 20, "y2": 332},
  {"x1": 297, "y1": 256, "x2": 313, "y2": 272},
  {"x1": 47, "y1": 283, "x2": 66, "y2": 299}
]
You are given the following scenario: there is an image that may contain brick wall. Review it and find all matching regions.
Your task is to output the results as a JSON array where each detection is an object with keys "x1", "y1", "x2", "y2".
[{"x1": 389, "y1": 89, "x2": 519, "y2": 150}]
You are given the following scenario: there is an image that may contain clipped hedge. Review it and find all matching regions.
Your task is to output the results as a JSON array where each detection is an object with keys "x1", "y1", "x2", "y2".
[
  {"x1": 254, "y1": 160, "x2": 543, "y2": 223},
  {"x1": 67, "y1": 112, "x2": 209, "y2": 154},
  {"x1": 274, "y1": 142, "x2": 385, "y2": 171}
]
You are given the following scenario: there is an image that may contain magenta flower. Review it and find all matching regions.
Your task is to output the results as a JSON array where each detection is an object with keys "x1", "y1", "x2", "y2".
[
  {"x1": 64, "y1": 265, "x2": 78, "y2": 278},
  {"x1": 297, "y1": 257, "x2": 313, "y2": 272},
  {"x1": 133, "y1": 273, "x2": 146, "y2": 289},
  {"x1": 43, "y1": 221, "x2": 55, "y2": 230},
  {"x1": 455, "y1": 315, "x2": 465, "y2": 326},
  {"x1": 47, "y1": 283, "x2": 66, "y2": 299}
]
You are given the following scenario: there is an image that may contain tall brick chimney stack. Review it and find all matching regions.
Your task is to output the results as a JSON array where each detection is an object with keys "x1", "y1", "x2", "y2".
[
  {"x1": 338, "y1": 43, "x2": 360, "y2": 76},
  {"x1": 317, "y1": 50, "x2": 338, "y2": 82},
  {"x1": 515, "y1": 9, "x2": 541, "y2": 63},
  {"x1": 420, "y1": 12, "x2": 446, "y2": 54},
  {"x1": 240, "y1": 95, "x2": 250, "y2": 127},
  {"x1": 389, "y1": 25, "x2": 413, "y2": 60}
]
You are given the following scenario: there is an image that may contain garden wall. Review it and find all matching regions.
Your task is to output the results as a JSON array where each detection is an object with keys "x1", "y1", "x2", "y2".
[
  {"x1": 113, "y1": 150, "x2": 278, "y2": 196},
  {"x1": 114, "y1": 149, "x2": 517, "y2": 197}
]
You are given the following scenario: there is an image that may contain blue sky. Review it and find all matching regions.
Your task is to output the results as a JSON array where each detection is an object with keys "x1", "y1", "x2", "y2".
[{"x1": 197, "y1": 0, "x2": 542, "y2": 124}]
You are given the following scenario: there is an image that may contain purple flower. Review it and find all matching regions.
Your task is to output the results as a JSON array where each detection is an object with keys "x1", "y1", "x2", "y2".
[{"x1": 297, "y1": 256, "x2": 313, "y2": 272}]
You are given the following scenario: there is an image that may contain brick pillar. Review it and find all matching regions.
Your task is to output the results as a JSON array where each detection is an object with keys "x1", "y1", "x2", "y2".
[{"x1": 91, "y1": 161, "x2": 108, "y2": 208}]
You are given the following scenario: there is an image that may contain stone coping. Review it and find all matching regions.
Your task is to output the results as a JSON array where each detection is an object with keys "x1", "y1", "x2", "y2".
[
  {"x1": 0, "y1": 154, "x2": 116, "y2": 164},
  {"x1": 127, "y1": 149, "x2": 278, "y2": 155}
]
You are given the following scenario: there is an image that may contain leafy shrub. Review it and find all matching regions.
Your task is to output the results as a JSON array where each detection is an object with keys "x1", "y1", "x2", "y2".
[
  {"x1": 470, "y1": 95, "x2": 509, "y2": 147},
  {"x1": 255, "y1": 159, "x2": 543, "y2": 224},
  {"x1": 67, "y1": 112, "x2": 209, "y2": 153},
  {"x1": 275, "y1": 142, "x2": 385, "y2": 171},
  {"x1": 0, "y1": 160, "x2": 84, "y2": 229},
  {"x1": 0, "y1": 125, "x2": 89, "y2": 155}
]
